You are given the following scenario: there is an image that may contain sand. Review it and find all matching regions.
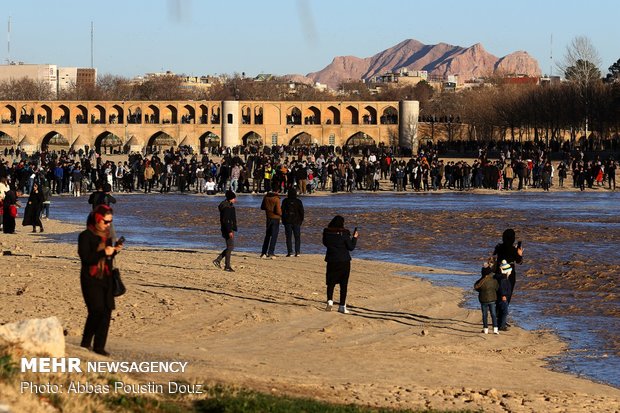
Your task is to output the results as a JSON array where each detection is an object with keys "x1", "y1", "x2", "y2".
[{"x1": 2, "y1": 219, "x2": 620, "y2": 413}]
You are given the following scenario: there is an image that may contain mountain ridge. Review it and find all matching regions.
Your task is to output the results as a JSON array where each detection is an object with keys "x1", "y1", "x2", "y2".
[{"x1": 304, "y1": 39, "x2": 541, "y2": 88}]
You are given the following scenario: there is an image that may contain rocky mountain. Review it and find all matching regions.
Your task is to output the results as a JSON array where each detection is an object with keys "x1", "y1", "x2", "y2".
[{"x1": 305, "y1": 39, "x2": 541, "y2": 88}]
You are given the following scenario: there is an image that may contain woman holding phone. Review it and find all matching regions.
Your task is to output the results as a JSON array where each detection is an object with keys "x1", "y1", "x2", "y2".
[
  {"x1": 78, "y1": 204, "x2": 123, "y2": 356},
  {"x1": 322, "y1": 215, "x2": 358, "y2": 314}
]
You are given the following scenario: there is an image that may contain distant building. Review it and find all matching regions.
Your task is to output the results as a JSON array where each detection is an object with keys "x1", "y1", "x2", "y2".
[
  {"x1": 0, "y1": 63, "x2": 58, "y2": 94},
  {"x1": 58, "y1": 67, "x2": 97, "y2": 92},
  {"x1": 369, "y1": 68, "x2": 428, "y2": 87},
  {"x1": 0, "y1": 63, "x2": 96, "y2": 95}
]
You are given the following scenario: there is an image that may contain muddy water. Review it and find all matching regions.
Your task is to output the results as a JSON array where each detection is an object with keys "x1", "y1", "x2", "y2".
[{"x1": 47, "y1": 191, "x2": 620, "y2": 387}]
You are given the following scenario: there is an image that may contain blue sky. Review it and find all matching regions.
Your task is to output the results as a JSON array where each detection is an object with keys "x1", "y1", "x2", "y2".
[{"x1": 3, "y1": 0, "x2": 618, "y2": 78}]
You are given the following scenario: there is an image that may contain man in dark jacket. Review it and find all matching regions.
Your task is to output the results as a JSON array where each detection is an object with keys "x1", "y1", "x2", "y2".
[
  {"x1": 260, "y1": 188, "x2": 282, "y2": 258},
  {"x1": 281, "y1": 188, "x2": 304, "y2": 257},
  {"x1": 213, "y1": 190, "x2": 237, "y2": 272}
]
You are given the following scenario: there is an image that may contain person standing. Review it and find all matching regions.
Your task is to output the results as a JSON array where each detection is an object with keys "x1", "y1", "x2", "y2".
[
  {"x1": 78, "y1": 205, "x2": 123, "y2": 356},
  {"x1": 322, "y1": 215, "x2": 358, "y2": 314},
  {"x1": 2, "y1": 186, "x2": 21, "y2": 234},
  {"x1": 22, "y1": 182, "x2": 44, "y2": 233},
  {"x1": 281, "y1": 188, "x2": 304, "y2": 257},
  {"x1": 493, "y1": 228, "x2": 523, "y2": 330},
  {"x1": 213, "y1": 190, "x2": 237, "y2": 272},
  {"x1": 474, "y1": 261, "x2": 499, "y2": 334},
  {"x1": 260, "y1": 188, "x2": 282, "y2": 259}
]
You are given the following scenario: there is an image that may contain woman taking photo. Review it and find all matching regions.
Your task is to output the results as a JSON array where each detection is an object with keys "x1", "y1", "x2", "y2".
[
  {"x1": 78, "y1": 204, "x2": 123, "y2": 356},
  {"x1": 322, "y1": 215, "x2": 358, "y2": 314}
]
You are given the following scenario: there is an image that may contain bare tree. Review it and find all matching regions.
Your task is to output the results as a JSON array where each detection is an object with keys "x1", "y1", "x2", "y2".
[
  {"x1": 0, "y1": 78, "x2": 54, "y2": 100},
  {"x1": 557, "y1": 36, "x2": 602, "y2": 86}
]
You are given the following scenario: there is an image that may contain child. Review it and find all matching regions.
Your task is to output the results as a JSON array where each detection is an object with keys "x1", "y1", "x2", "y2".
[
  {"x1": 496, "y1": 260, "x2": 513, "y2": 331},
  {"x1": 474, "y1": 259, "x2": 500, "y2": 334}
]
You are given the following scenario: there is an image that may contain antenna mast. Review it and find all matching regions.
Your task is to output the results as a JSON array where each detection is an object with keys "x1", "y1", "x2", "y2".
[
  {"x1": 91, "y1": 21, "x2": 94, "y2": 68},
  {"x1": 549, "y1": 33, "x2": 553, "y2": 77},
  {"x1": 7, "y1": 16, "x2": 11, "y2": 64}
]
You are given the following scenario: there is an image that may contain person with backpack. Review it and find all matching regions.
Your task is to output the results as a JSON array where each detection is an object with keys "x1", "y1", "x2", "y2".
[{"x1": 281, "y1": 188, "x2": 304, "y2": 257}]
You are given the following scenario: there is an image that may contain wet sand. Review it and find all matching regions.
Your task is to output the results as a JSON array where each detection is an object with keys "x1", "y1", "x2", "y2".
[{"x1": 2, "y1": 219, "x2": 620, "y2": 412}]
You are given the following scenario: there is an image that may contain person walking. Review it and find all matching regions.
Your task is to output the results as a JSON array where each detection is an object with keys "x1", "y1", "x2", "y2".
[
  {"x1": 259, "y1": 188, "x2": 282, "y2": 259},
  {"x1": 2, "y1": 186, "x2": 21, "y2": 234},
  {"x1": 322, "y1": 215, "x2": 359, "y2": 314},
  {"x1": 78, "y1": 205, "x2": 123, "y2": 356},
  {"x1": 213, "y1": 190, "x2": 237, "y2": 272},
  {"x1": 22, "y1": 182, "x2": 44, "y2": 233},
  {"x1": 281, "y1": 188, "x2": 304, "y2": 257}
]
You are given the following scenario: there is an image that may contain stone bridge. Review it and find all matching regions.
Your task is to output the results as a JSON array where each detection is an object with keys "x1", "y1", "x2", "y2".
[{"x1": 0, "y1": 100, "x2": 419, "y2": 153}]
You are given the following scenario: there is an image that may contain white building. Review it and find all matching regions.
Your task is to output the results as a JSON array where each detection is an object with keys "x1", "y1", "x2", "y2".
[{"x1": 0, "y1": 63, "x2": 57, "y2": 94}]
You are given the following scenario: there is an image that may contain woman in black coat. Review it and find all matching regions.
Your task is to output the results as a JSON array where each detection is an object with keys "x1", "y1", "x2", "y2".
[
  {"x1": 2, "y1": 187, "x2": 20, "y2": 234},
  {"x1": 22, "y1": 182, "x2": 44, "y2": 233},
  {"x1": 78, "y1": 204, "x2": 123, "y2": 356},
  {"x1": 322, "y1": 215, "x2": 358, "y2": 314}
]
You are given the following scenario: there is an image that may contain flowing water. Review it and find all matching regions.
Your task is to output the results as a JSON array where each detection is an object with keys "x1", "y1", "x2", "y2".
[{"x1": 46, "y1": 190, "x2": 620, "y2": 387}]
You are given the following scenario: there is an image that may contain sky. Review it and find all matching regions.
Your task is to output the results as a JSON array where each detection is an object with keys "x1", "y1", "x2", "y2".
[{"x1": 2, "y1": 0, "x2": 618, "y2": 79}]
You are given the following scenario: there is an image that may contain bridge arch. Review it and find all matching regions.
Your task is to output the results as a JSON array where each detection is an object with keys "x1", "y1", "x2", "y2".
[
  {"x1": 145, "y1": 104, "x2": 160, "y2": 124},
  {"x1": 242, "y1": 131, "x2": 263, "y2": 146},
  {"x1": 241, "y1": 105, "x2": 251, "y2": 124},
  {"x1": 380, "y1": 106, "x2": 398, "y2": 124},
  {"x1": 111, "y1": 104, "x2": 123, "y2": 124},
  {"x1": 303, "y1": 106, "x2": 321, "y2": 125},
  {"x1": 93, "y1": 104, "x2": 106, "y2": 124},
  {"x1": 344, "y1": 105, "x2": 359, "y2": 125},
  {"x1": 199, "y1": 104, "x2": 209, "y2": 124},
  {"x1": 148, "y1": 131, "x2": 176, "y2": 151},
  {"x1": 287, "y1": 106, "x2": 301, "y2": 125},
  {"x1": 164, "y1": 104, "x2": 177, "y2": 124},
  {"x1": 182, "y1": 104, "x2": 195, "y2": 124},
  {"x1": 211, "y1": 105, "x2": 220, "y2": 124},
  {"x1": 254, "y1": 106, "x2": 263, "y2": 124},
  {"x1": 290, "y1": 132, "x2": 317, "y2": 146},
  {"x1": 325, "y1": 106, "x2": 340, "y2": 125},
  {"x1": 345, "y1": 132, "x2": 376, "y2": 146},
  {"x1": 74, "y1": 104, "x2": 88, "y2": 124},
  {"x1": 1, "y1": 104, "x2": 16, "y2": 124},
  {"x1": 199, "y1": 132, "x2": 220, "y2": 153},
  {"x1": 362, "y1": 105, "x2": 377, "y2": 125},
  {"x1": 41, "y1": 130, "x2": 70, "y2": 152},
  {"x1": 37, "y1": 105, "x2": 53, "y2": 124},
  {"x1": 0, "y1": 131, "x2": 16, "y2": 146},
  {"x1": 127, "y1": 105, "x2": 142, "y2": 124},
  {"x1": 53, "y1": 104, "x2": 70, "y2": 124},
  {"x1": 95, "y1": 131, "x2": 124, "y2": 154}
]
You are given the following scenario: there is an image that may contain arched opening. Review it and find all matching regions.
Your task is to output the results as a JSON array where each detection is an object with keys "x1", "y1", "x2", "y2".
[
  {"x1": 54, "y1": 104, "x2": 70, "y2": 124},
  {"x1": 199, "y1": 104, "x2": 209, "y2": 124},
  {"x1": 362, "y1": 105, "x2": 377, "y2": 125},
  {"x1": 127, "y1": 105, "x2": 142, "y2": 124},
  {"x1": 41, "y1": 131, "x2": 70, "y2": 152},
  {"x1": 211, "y1": 105, "x2": 220, "y2": 124},
  {"x1": 145, "y1": 104, "x2": 160, "y2": 124},
  {"x1": 242, "y1": 131, "x2": 263, "y2": 146},
  {"x1": 183, "y1": 104, "x2": 195, "y2": 124},
  {"x1": 303, "y1": 106, "x2": 321, "y2": 125},
  {"x1": 93, "y1": 104, "x2": 106, "y2": 124},
  {"x1": 254, "y1": 106, "x2": 263, "y2": 125},
  {"x1": 37, "y1": 105, "x2": 53, "y2": 124},
  {"x1": 95, "y1": 131, "x2": 124, "y2": 154},
  {"x1": 380, "y1": 106, "x2": 398, "y2": 124},
  {"x1": 1, "y1": 105, "x2": 16, "y2": 124},
  {"x1": 147, "y1": 131, "x2": 176, "y2": 152},
  {"x1": 111, "y1": 104, "x2": 123, "y2": 124},
  {"x1": 0, "y1": 131, "x2": 16, "y2": 146},
  {"x1": 164, "y1": 104, "x2": 177, "y2": 124},
  {"x1": 325, "y1": 106, "x2": 340, "y2": 125},
  {"x1": 20, "y1": 105, "x2": 35, "y2": 124},
  {"x1": 344, "y1": 105, "x2": 359, "y2": 125},
  {"x1": 241, "y1": 106, "x2": 251, "y2": 124},
  {"x1": 199, "y1": 132, "x2": 220, "y2": 152},
  {"x1": 75, "y1": 104, "x2": 88, "y2": 124},
  {"x1": 345, "y1": 132, "x2": 376, "y2": 146},
  {"x1": 290, "y1": 132, "x2": 317, "y2": 146},
  {"x1": 287, "y1": 106, "x2": 302, "y2": 125}
]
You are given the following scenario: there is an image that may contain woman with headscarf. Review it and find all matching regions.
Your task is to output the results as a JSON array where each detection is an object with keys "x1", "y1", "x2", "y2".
[
  {"x1": 2, "y1": 185, "x2": 21, "y2": 234},
  {"x1": 22, "y1": 182, "x2": 44, "y2": 233},
  {"x1": 322, "y1": 215, "x2": 359, "y2": 314},
  {"x1": 78, "y1": 204, "x2": 123, "y2": 356},
  {"x1": 493, "y1": 228, "x2": 523, "y2": 330}
]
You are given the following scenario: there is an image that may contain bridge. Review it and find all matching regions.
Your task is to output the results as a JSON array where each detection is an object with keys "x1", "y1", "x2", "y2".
[{"x1": 0, "y1": 100, "x2": 419, "y2": 153}]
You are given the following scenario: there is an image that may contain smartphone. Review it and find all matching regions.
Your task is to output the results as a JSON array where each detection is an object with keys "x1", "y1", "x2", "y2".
[
  {"x1": 353, "y1": 227, "x2": 358, "y2": 233},
  {"x1": 517, "y1": 240, "x2": 522, "y2": 249},
  {"x1": 116, "y1": 236, "x2": 126, "y2": 246}
]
